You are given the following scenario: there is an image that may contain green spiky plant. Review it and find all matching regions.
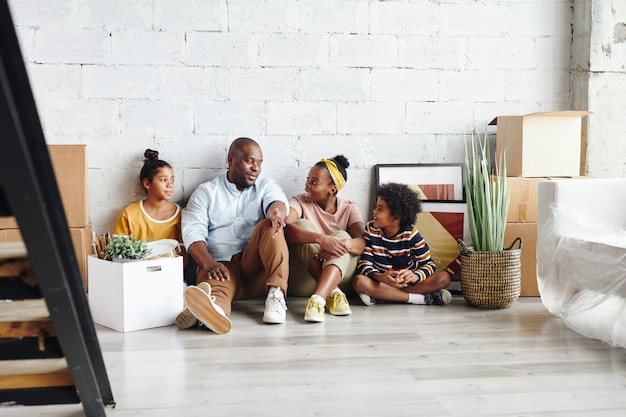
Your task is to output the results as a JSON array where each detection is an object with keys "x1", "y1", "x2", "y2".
[
  {"x1": 463, "y1": 129, "x2": 509, "y2": 251},
  {"x1": 103, "y1": 235, "x2": 151, "y2": 261}
]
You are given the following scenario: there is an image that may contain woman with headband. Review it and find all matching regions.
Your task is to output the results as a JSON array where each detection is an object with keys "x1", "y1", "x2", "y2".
[{"x1": 284, "y1": 155, "x2": 365, "y2": 323}]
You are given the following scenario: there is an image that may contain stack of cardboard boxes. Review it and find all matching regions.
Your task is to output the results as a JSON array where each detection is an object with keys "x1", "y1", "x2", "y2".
[
  {"x1": 0, "y1": 145, "x2": 91, "y2": 290},
  {"x1": 492, "y1": 111, "x2": 591, "y2": 296}
]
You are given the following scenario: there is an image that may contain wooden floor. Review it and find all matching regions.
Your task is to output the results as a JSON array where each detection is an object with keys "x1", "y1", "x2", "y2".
[{"x1": 3, "y1": 295, "x2": 626, "y2": 417}]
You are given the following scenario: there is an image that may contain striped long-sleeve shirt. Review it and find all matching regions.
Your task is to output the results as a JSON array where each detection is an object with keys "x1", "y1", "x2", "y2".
[{"x1": 357, "y1": 221, "x2": 436, "y2": 284}]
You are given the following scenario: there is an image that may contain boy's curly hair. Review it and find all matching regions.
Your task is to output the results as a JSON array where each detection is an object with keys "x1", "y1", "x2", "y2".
[{"x1": 377, "y1": 182, "x2": 422, "y2": 229}]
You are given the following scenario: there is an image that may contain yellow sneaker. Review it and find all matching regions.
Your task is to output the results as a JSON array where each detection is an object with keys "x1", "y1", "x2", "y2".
[
  {"x1": 304, "y1": 297, "x2": 325, "y2": 322},
  {"x1": 326, "y1": 290, "x2": 352, "y2": 316}
]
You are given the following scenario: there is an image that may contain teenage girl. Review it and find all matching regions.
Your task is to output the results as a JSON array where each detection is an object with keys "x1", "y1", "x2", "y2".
[{"x1": 114, "y1": 149, "x2": 188, "y2": 266}]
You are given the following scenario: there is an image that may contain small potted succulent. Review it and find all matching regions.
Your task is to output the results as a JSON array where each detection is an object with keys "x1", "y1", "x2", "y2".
[{"x1": 103, "y1": 235, "x2": 151, "y2": 262}]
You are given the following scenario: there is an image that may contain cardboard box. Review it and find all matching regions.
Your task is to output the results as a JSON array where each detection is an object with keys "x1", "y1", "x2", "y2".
[
  {"x1": 70, "y1": 225, "x2": 92, "y2": 290},
  {"x1": 504, "y1": 222, "x2": 538, "y2": 296},
  {"x1": 88, "y1": 255, "x2": 184, "y2": 332},
  {"x1": 0, "y1": 144, "x2": 88, "y2": 228},
  {"x1": 491, "y1": 111, "x2": 591, "y2": 177},
  {"x1": 0, "y1": 225, "x2": 92, "y2": 290},
  {"x1": 507, "y1": 176, "x2": 590, "y2": 223},
  {"x1": 507, "y1": 177, "x2": 543, "y2": 223}
]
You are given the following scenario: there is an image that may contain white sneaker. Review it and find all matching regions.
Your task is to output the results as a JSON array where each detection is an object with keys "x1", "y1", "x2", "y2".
[
  {"x1": 184, "y1": 284, "x2": 232, "y2": 335},
  {"x1": 175, "y1": 282, "x2": 211, "y2": 329},
  {"x1": 263, "y1": 287, "x2": 287, "y2": 324},
  {"x1": 358, "y1": 292, "x2": 378, "y2": 306}
]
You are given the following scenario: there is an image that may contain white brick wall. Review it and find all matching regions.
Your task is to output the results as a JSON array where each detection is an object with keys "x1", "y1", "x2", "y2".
[
  {"x1": 83, "y1": 65, "x2": 156, "y2": 99},
  {"x1": 112, "y1": 31, "x2": 185, "y2": 65},
  {"x1": 297, "y1": 0, "x2": 369, "y2": 34},
  {"x1": 371, "y1": 2, "x2": 439, "y2": 35},
  {"x1": 577, "y1": 0, "x2": 626, "y2": 178},
  {"x1": 195, "y1": 101, "x2": 266, "y2": 135},
  {"x1": 370, "y1": 69, "x2": 439, "y2": 101},
  {"x1": 81, "y1": 0, "x2": 154, "y2": 30},
  {"x1": 330, "y1": 35, "x2": 398, "y2": 68},
  {"x1": 185, "y1": 32, "x2": 261, "y2": 67},
  {"x1": 337, "y1": 102, "x2": 405, "y2": 134},
  {"x1": 119, "y1": 100, "x2": 194, "y2": 135},
  {"x1": 34, "y1": 28, "x2": 110, "y2": 64},
  {"x1": 156, "y1": 66, "x2": 229, "y2": 100},
  {"x1": 43, "y1": 99, "x2": 118, "y2": 136},
  {"x1": 10, "y1": 0, "x2": 77, "y2": 28},
  {"x1": 230, "y1": 68, "x2": 300, "y2": 101},
  {"x1": 7, "y1": 0, "x2": 575, "y2": 235},
  {"x1": 27, "y1": 64, "x2": 81, "y2": 100},
  {"x1": 228, "y1": 0, "x2": 301, "y2": 33},
  {"x1": 260, "y1": 34, "x2": 330, "y2": 67},
  {"x1": 154, "y1": 0, "x2": 227, "y2": 32},
  {"x1": 267, "y1": 102, "x2": 336, "y2": 135}
]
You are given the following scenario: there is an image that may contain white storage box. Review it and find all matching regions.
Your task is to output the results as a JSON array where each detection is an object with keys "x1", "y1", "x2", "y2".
[{"x1": 88, "y1": 255, "x2": 184, "y2": 332}]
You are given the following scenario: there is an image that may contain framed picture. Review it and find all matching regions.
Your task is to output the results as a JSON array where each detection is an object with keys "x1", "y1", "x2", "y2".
[
  {"x1": 375, "y1": 163, "x2": 464, "y2": 202},
  {"x1": 415, "y1": 202, "x2": 471, "y2": 291}
]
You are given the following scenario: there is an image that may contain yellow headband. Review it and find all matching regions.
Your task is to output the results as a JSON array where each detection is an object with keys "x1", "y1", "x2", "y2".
[{"x1": 320, "y1": 158, "x2": 346, "y2": 191}]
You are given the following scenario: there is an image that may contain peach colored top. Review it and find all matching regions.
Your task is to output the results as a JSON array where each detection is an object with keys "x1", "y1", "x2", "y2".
[{"x1": 289, "y1": 194, "x2": 363, "y2": 235}]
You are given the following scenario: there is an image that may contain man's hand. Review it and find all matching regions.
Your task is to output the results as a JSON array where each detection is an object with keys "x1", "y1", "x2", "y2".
[
  {"x1": 267, "y1": 206, "x2": 286, "y2": 238},
  {"x1": 203, "y1": 261, "x2": 230, "y2": 281}
]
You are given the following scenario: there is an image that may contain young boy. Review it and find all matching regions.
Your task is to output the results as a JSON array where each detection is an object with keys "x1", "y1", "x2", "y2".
[{"x1": 352, "y1": 182, "x2": 452, "y2": 306}]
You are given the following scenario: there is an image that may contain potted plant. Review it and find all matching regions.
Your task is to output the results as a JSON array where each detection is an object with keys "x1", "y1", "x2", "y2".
[
  {"x1": 464, "y1": 129, "x2": 509, "y2": 251},
  {"x1": 459, "y1": 129, "x2": 522, "y2": 308},
  {"x1": 103, "y1": 235, "x2": 151, "y2": 262}
]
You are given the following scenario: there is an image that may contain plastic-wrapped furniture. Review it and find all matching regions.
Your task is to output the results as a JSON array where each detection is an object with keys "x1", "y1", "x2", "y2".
[{"x1": 537, "y1": 178, "x2": 626, "y2": 348}]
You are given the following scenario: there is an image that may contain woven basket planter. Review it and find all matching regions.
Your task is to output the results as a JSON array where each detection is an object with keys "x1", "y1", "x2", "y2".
[{"x1": 458, "y1": 238, "x2": 522, "y2": 309}]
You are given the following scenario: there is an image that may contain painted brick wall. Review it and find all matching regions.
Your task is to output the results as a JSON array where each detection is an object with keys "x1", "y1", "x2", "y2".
[
  {"x1": 572, "y1": 0, "x2": 626, "y2": 178},
  {"x1": 8, "y1": 0, "x2": 573, "y2": 234}
]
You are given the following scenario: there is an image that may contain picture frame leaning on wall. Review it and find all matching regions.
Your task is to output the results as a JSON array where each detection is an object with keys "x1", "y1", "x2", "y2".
[
  {"x1": 375, "y1": 163, "x2": 465, "y2": 203},
  {"x1": 375, "y1": 163, "x2": 470, "y2": 292}
]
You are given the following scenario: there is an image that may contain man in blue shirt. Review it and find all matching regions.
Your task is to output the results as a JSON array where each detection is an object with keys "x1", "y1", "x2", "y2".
[{"x1": 178, "y1": 137, "x2": 290, "y2": 334}]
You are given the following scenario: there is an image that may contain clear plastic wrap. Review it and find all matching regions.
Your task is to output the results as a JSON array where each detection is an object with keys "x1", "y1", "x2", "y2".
[{"x1": 537, "y1": 202, "x2": 626, "y2": 348}]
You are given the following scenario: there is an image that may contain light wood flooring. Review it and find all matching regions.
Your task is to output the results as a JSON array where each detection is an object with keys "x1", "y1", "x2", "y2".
[{"x1": 3, "y1": 295, "x2": 626, "y2": 417}]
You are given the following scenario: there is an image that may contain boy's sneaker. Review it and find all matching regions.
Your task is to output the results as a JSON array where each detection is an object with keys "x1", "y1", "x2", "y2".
[
  {"x1": 358, "y1": 292, "x2": 380, "y2": 306},
  {"x1": 175, "y1": 308, "x2": 198, "y2": 330},
  {"x1": 184, "y1": 283, "x2": 232, "y2": 334},
  {"x1": 326, "y1": 290, "x2": 351, "y2": 316},
  {"x1": 263, "y1": 287, "x2": 287, "y2": 324},
  {"x1": 304, "y1": 297, "x2": 325, "y2": 322},
  {"x1": 175, "y1": 282, "x2": 211, "y2": 329},
  {"x1": 424, "y1": 289, "x2": 452, "y2": 305}
]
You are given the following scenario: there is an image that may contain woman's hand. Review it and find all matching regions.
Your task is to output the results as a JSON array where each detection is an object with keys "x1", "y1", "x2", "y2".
[{"x1": 317, "y1": 235, "x2": 349, "y2": 258}]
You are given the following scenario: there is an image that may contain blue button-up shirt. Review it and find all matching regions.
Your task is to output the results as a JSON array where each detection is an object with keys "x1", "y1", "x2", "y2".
[{"x1": 182, "y1": 173, "x2": 288, "y2": 261}]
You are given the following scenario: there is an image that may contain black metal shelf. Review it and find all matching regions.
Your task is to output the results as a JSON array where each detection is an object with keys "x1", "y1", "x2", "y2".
[{"x1": 0, "y1": 1, "x2": 114, "y2": 415}]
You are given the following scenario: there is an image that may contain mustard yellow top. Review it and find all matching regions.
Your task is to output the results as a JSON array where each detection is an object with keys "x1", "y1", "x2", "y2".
[{"x1": 113, "y1": 200, "x2": 182, "y2": 243}]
